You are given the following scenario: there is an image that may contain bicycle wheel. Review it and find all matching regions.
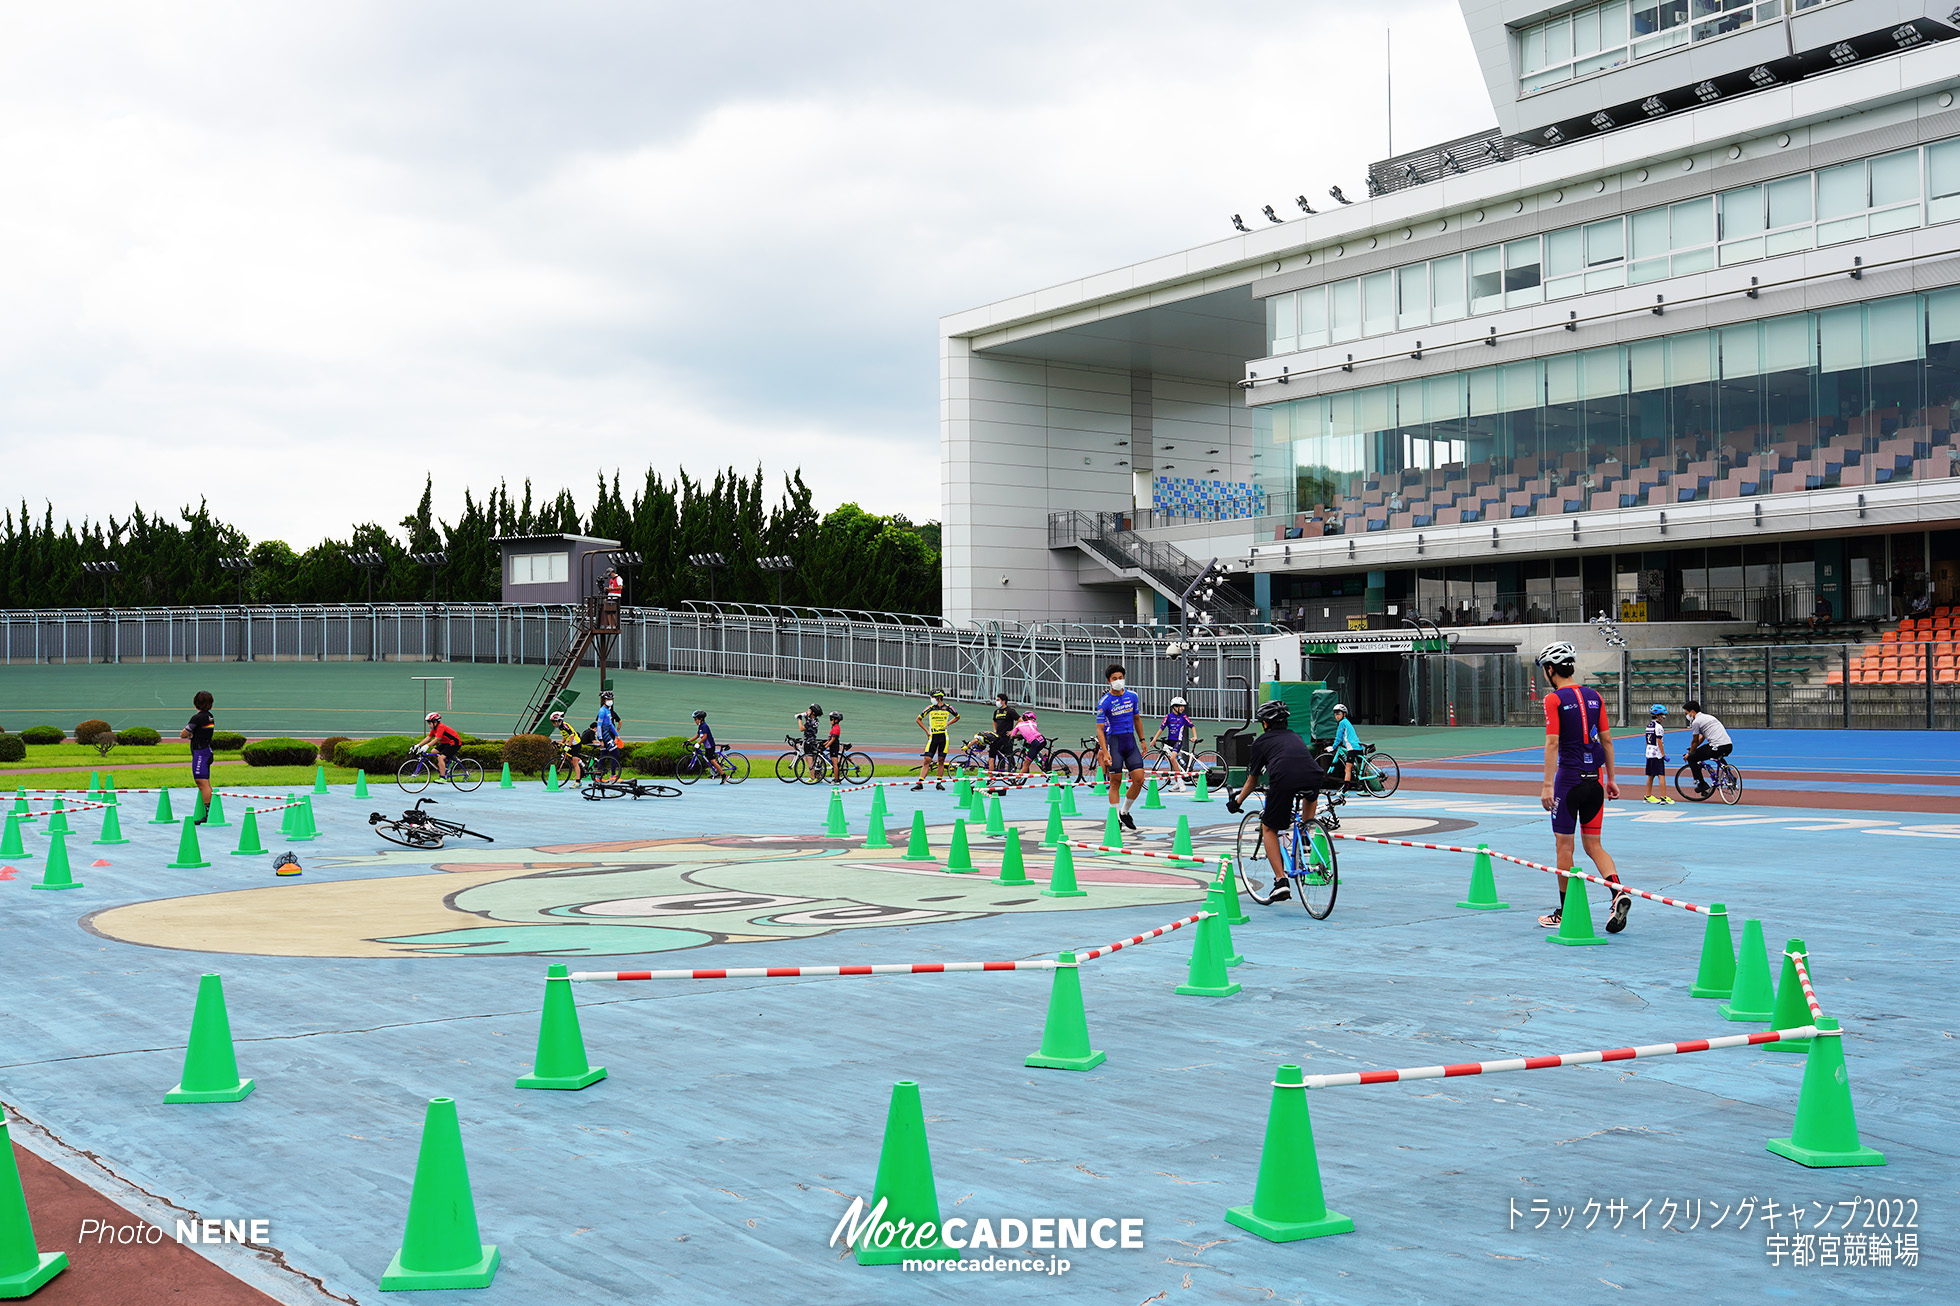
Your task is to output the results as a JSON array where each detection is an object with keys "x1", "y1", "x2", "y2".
[
  {"x1": 1146, "y1": 747, "x2": 1174, "y2": 776},
  {"x1": 720, "y1": 751, "x2": 751, "y2": 783},
  {"x1": 844, "y1": 751, "x2": 875, "y2": 783},
  {"x1": 396, "y1": 758, "x2": 430, "y2": 794},
  {"x1": 1717, "y1": 763, "x2": 1743, "y2": 805},
  {"x1": 775, "y1": 751, "x2": 800, "y2": 783},
  {"x1": 1298, "y1": 822, "x2": 1338, "y2": 920},
  {"x1": 1191, "y1": 750, "x2": 1221, "y2": 775},
  {"x1": 1235, "y1": 807, "x2": 1271, "y2": 901},
  {"x1": 590, "y1": 754, "x2": 622, "y2": 784},
  {"x1": 793, "y1": 754, "x2": 820, "y2": 785},
  {"x1": 449, "y1": 758, "x2": 483, "y2": 792},
  {"x1": 1046, "y1": 750, "x2": 1081, "y2": 782},
  {"x1": 1367, "y1": 752, "x2": 1401, "y2": 797},
  {"x1": 1673, "y1": 764, "x2": 1711, "y2": 802},
  {"x1": 676, "y1": 754, "x2": 704, "y2": 785}
]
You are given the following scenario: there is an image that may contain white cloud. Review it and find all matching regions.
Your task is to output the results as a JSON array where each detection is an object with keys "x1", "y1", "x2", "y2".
[{"x1": 0, "y1": 1, "x2": 1491, "y2": 543}]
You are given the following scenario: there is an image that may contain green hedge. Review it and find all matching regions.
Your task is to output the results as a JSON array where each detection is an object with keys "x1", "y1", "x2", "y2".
[
  {"x1": 210, "y1": 731, "x2": 247, "y2": 751},
  {"x1": 20, "y1": 726, "x2": 63, "y2": 745},
  {"x1": 115, "y1": 726, "x2": 162, "y2": 746},
  {"x1": 460, "y1": 742, "x2": 506, "y2": 767},
  {"x1": 503, "y1": 734, "x2": 556, "y2": 776},
  {"x1": 0, "y1": 734, "x2": 23, "y2": 764},
  {"x1": 75, "y1": 719, "x2": 114, "y2": 746},
  {"x1": 318, "y1": 736, "x2": 351, "y2": 765},
  {"x1": 334, "y1": 735, "x2": 421, "y2": 775},
  {"x1": 243, "y1": 737, "x2": 319, "y2": 767},
  {"x1": 628, "y1": 737, "x2": 691, "y2": 775}
]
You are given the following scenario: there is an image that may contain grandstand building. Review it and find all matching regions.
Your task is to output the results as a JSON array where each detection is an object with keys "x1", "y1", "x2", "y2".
[{"x1": 940, "y1": 0, "x2": 1960, "y2": 725}]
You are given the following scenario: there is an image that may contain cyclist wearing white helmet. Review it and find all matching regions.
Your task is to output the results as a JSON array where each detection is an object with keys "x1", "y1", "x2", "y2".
[
  {"x1": 1150, "y1": 695, "x2": 1197, "y2": 791},
  {"x1": 1642, "y1": 704, "x2": 1673, "y2": 804},
  {"x1": 1329, "y1": 702, "x2": 1365, "y2": 789},
  {"x1": 1536, "y1": 642, "x2": 1630, "y2": 934},
  {"x1": 548, "y1": 709, "x2": 585, "y2": 784},
  {"x1": 414, "y1": 711, "x2": 462, "y2": 780}
]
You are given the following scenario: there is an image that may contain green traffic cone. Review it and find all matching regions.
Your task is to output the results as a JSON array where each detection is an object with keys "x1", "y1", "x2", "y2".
[
  {"x1": 8, "y1": 786, "x2": 29, "y2": 823},
  {"x1": 1059, "y1": 779, "x2": 1080, "y2": 817},
  {"x1": 951, "y1": 776, "x2": 972, "y2": 810},
  {"x1": 93, "y1": 799, "x2": 128, "y2": 846},
  {"x1": 353, "y1": 769, "x2": 370, "y2": 799},
  {"x1": 1039, "y1": 804, "x2": 1066, "y2": 851},
  {"x1": 854, "y1": 1081, "x2": 958, "y2": 1266},
  {"x1": 863, "y1": 803, "x2": 893, "y2": 851},
  {"x1": 984, "y1": 793, "x2": 1006, "y2": 838},
  {"x1": 1208, "y1": 881, "x2": 1243, "y2": 967},
  {"x1": 1041, "y1": 842, "x2": 1087, "y2": 899},
  {"x1": 103, "y1": 774, "x2": 117, "y2": 799},
  {"x1": 498, "y1": 762, "x2": 514, "y2": 790},
  {"x1": 229, "y1": 807, "x2": 266, "y2": 857},
  {"x1": 29, "y1": 831, "x2": 80, "y2": 891},
  {"x1": 280, "y1": 795, "x2": 297, "y2": 839},
  {"x1": 825, "y1": 788, "x2": 850, "y2": 837},
  {"x1": 1192, "y1": 767, "x2": 1212, "y2": 802},
  {"x1": 168, "y1": 816, "x2": 211, "y2": 870},
  {"x1": 1175, "y1": 911, "x2": 1241, "y2": 997},
  {"x1": 1687, "y1": 902, "x2": 1736, "y2": 999},
  {"x1": 515, "y1": 964, "x2": 607, "y2": 1090},
  {"x1": 1101, "y1": 806, "x2": 1122, "y2": 849},
  {"x1": 379, "y1": 1098, "x2": 501, "y2": 1289},
  {"x1": 0, "y1": 1117, "x2": 68, "y2": 1298},
  {"x1": 1764, "y1": 939, "x2": 1816, "y2": 1054},
  {"x1": 151, "y1": 787, "x2": 177, "y2": 824},
  {"x1": 869, "y1": 784, "x2": 888, "y2": 823},
  {"x1": 1045, "y1": 780, "x2": 1061, "y2": 807},
  {"x1": 86, "y1": 771, "x2": 101, "y2": 798},
  {"x1": 1142, "y1": 775, "x2": 1165, "y2": 810},
  {"x1": 1026, "y1": 952, "x2": 1105, "y2": 1071},
  {"x1": 1456, "y1": 844, "x2": 1509, "y2": 910},
  {"x1": 0, "y1": 812, "x2": 27, "y2": 860},
  {"x1": 545, "y1": 763, "x2": 560, "y2": 792},
  {"x1": 1172, "y1": 814, "x2": 1193, "y2": 856},
  {"x1": 1764, "y1": 1018, "x2": 1885, "y2": 1168},
  {"x1": 944, "y1": 819, "x2": 977, "y2": 873},
  {"x1": 204, "y1": 790, "x2": 228, "y2": 828},
  {"x1": 1720, "y1": 918, "x2": 1776, "y2": 1021},
  {"x1": 47, "y1": 798, "x2": 68, "y2": 835},
  {"x1": 1091, "y1": 776, "x2": 1106, "y2": 798},
  {"x1": 1545, "y1": 873, "x2": 1606, "y2": 946},
  {"x1": 164, "y1": 973, "x2": 254, "y2": 1102},
  {"x1": 312, "y1": 764, "x2": 328, "y2": 795},
  {"x1": 1216, "y1": 856, "x2": 1249, "y2": 926},
  {"x1": 992, "y1": 828, "x2": 1031, "y2": 886},
  {"x1": 899, "y1": 812, "x2": 936, "y2": 863},
  {"x1": 288, "y1": 794, "x2": 316, "y2": 843},
  {"x1": 1224, "y1": 1064, "x2": 1354, "y2": 1242}
]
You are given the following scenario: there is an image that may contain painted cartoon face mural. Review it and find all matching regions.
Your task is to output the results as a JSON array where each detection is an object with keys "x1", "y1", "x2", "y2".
[{"x1": 85, "y1": 816, "x2": 1471, "y2": 959}]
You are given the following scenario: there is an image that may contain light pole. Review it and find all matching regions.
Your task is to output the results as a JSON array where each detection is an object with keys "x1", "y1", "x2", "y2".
[
  {"x1": 218, "y1": 556, "x2": 254, "y2": 663},
  {"x1": 688, "y1": 552, "x2": 728, "y2": 604},
  {"x1": 82, "y1": 560, "x2": 119, "y2": 607},
  {"x1": 758, "y1": 555, "x2": 795, "y2": 607},
  {"x1": 409, "y1": 551, "x2": 447, "y2": 601},
  {"x1": 606, "y1": 551, "x2": 644, "y2": 606},
  {"x1": 343, "y1": 550, "x2": 385, "y2": 604}
]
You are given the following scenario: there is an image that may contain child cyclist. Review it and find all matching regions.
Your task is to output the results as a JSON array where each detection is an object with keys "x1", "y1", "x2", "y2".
[
  {"x1": 1012, "y1": 708, "x2": 1048, "y2": 778},
  {"x1": 414, "y1": 712, "x2": 463, "y2": 780},
  {"x1": 1224, "y1": 698, "x2": 1336, "y2": 903},
  {"x1": 1642, "y1": 704, "x2": 1673, "y2": 804},
  {"x1": 1535, "y1": 641, "x2": 1632, "y2": 934},
  {"x1": 1328, "y1": 703, "x2": 1365, "y2": 790},
  {"x1": 690, "y1": 709, "x2": 729, "y2": 782},
  {"x1": 179, "y1": 690, "x2": 218, "y2": 824},
  {"x1": 549, "y1": 710, "x2": 585, "y2": 784},
  {"x1": 826, "y1": 711, "x2": 847, "y2": 782},
  {"x1": 1149, "y1": 696, "x2": 1196, "y2": 792}
]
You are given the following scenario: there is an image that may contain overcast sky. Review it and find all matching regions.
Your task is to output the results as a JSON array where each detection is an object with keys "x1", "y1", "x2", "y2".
[{"x1": 0, "y1": 1, "x2": 1493, "y2": 545}]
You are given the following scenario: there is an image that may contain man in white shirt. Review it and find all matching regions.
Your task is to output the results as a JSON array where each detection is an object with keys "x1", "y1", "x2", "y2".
[{"x1": 1681, "y1": 701, "x2": 1733, "y2": 797}]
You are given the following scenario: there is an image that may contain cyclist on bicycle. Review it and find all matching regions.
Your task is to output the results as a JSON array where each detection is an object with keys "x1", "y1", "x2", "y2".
[
  {"x1": 986, "y1": 693, "x2": 1019, "y2": 794},
  {"x1": 912, "y1": 691, "x2": 958, "y2": 791},
  {"x1": 549, "y1": 710, "x2": 585, "y2": 784},
  {"x1": 826, "y1": 711, "x2": 846, "y2": 782},
  {"x1": 1328, "y1": 703, "x2": 1364, "y2": 789},
  {"x1": 1150, "y1": 697, "x2": 1196, "y2": 792},
  {"x1": 1225, "y1": 699, "x2": 1333, "y2": 903},
  {"x1": 1536, "y1": 641, "x2": 1630, "y2": 934},
  {"x1": 689, "y1": 709, "x2": 726, "y2": 782},
  {"x1": 1012, "y1": 709, "x2": 1047, "y2": 778},
  {"x1": 414, "y1": 712, "x2": 462, "y2": 780},
  {"x1": 1642, "y1": 704, "x2": 1673, "y2": 804},
  {"x1": 1680, "y1": 701, "x2": 1733, "y2": 798}
]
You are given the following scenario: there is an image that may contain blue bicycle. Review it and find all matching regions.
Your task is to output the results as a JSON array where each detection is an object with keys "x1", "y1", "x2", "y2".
[{"x1": 1233, "y1": 791, "x2": 1341, "y2": 919}]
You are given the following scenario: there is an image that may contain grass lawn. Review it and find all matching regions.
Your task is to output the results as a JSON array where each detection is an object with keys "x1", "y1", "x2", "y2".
[
  {"x1": 2, "y1": 742, "x2": 207, "y2": 768},
  {"x1": 9, "y1": 765, "x2": 362, "y2": 792}
]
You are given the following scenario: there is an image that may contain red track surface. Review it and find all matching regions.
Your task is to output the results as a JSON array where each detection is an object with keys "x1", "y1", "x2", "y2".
[{"x1": 1391, "y1": 773, "x2": 1960, "y2": 813}]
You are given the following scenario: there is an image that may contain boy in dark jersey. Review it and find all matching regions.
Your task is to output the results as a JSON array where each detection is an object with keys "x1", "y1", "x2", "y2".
[
  {"x1": 1535, "y1": 642, "x2": 1631, "y2": 933},
  {"x1": 178, "y1": 690, "x2": 217, "y2": 823},
  {"x1": 986, "y1": 694, "x2": 1019, "y2": 794},
  {"x1": 1225, "y1": 698, "x2": 1334, "y2": 902}
]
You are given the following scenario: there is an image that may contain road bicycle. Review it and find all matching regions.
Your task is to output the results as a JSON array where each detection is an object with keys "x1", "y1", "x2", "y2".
[
  {"x1": 777, "y1": 735, "x2": 827, "y2": 783},
  {"x1": 1674, "y1": 755, "x2": 1743, "y2": 805},
  {"x1": 797, "y1": 743, "x2": 874, "y2": 785},
  {"x1": 1146, "y1": 735, "x2": 1222, "y2": 784},
  {"x1": 396, "y1": 747, "x2": 484, "y2": 794},
  {"x1": 1334, "y1": 744, "x2": 1401, "y2": 799},
  {"x1": 1233, "y1": 790, "x2": 1341, "y2": 920},
  {"x1": 369, "y1": 798, "x2": 494, "y2": 849},
  {"x1": 582, "y1": 773, "x2": 682, "y2": 800},
  {"x1": 1012, "y1": 740, "x2": 1081, "y2": 783},
  {"x1": 677, "y1": 742, "x2": 751, "y2": 785},
  {"x1": 586, "y1": 747, "x2": 625, "y2": 784}
]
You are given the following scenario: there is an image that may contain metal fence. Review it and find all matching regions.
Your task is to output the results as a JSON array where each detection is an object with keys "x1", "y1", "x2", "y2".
[{"x1": 0, "y1": 604, "x2": 1266, "y2": 724}]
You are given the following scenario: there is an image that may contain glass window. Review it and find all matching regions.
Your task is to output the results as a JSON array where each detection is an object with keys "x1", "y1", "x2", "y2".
[
  {"x1": 1503, "y1": 237, "x2": 1543, "y2": 308},
  {"x1": 1869, "y1": 149, "x2": 1920, "y2": 209},
  {"x1": 1720, "y1": 185, "x2": 1765, "y2": 239},
  {"x1": 1298, "y1": 285, "x2": 1329, "y2": 348},
  {"x1": 1430, "y1": 253, "x2": 1466, "y2": 322},
  {"x1": 1574, "y1": 5, "x2": 1602, "y2": 54},
  {"x1": 1268, "y1": 292, "x2": 1296, "y2": 354},
  {"x1": 1670, "y1": 197, "x2": 1714, "y2": 249},
  {"x1": 1361, "y1": 271, "x2": 1395, "y2": 337},
  {"x1": 1469, "y1": 246, "x2": 1503, "y2": 314},
  {"x1": 1584, "y1": 218, "x2": 1624, "y2": 266},
  {"x1": 1545, "y1": 226, "x2": 1584, "y2": 278},
  {"x1": 1397, "y1": 263, "x2": 1429, "y2": 331},
  {"x1": 1930, "y1": 139, "x2": 1960, "y2": 224},
  {"x1": 1816, "y1": 161, "x2": 1864, "y2": 220},
  {"x1": 1766, "y1": 175, "x2": 1812, "y2": 229},
  {"x1": 1330, "y1": 279, "x2": 1359, "y2": 343},
  {"x1": 1544, "y1": 16, "x2": 1572, "y2": 64}
]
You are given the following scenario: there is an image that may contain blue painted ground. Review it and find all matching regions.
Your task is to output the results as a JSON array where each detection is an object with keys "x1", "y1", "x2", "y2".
[
  {"x1": 1452, "y1": 727, "x2": 1960, "y2": 776},
  {"x1": 1, "y1": 770, "x2": 1954, "y2": 1305}
]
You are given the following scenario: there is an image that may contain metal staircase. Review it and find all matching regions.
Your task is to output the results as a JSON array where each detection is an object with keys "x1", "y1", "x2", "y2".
[
  {"x1": 513, "y1": 598, "x2": 619, "y2": 735},
  {"x1": 1048, "y1": 512, "x2": 1257, "y2": 624}
]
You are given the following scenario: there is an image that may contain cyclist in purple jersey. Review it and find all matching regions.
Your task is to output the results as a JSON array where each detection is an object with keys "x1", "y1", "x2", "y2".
[
  {"x1": 1535, "y1": 641, "x2": 1631, "y2": 934},
  {"x1": 1149, "y1": 696, "x2": 1196, "y2": 791}
]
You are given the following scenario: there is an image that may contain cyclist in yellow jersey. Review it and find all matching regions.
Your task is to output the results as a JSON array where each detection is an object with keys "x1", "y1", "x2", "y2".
[
  {"x1": 548, "y1": 711, "x2": 585, "y2": 784},
  {"x1": 912, "y1": 690, "x2": 960, "y2": 791}
]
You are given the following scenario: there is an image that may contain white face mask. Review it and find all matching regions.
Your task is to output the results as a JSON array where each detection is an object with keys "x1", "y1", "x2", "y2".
[{"x1": 1109, "y1": 678, "x2": 1126, "y2": 693}]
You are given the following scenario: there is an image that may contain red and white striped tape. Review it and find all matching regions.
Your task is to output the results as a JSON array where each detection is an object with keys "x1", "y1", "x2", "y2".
[
  {"x1": 1786, "y1": 951, "x2": 1824, "y2": 1019},
  {"x1": 8, "y1": 787, "x2": 295, "y2": 801},
  {"x1": 1074, "y1": 911, "x2": 1209, "y2": 962},
  {"x1": 1301, "y1": 1025, "x2": 1825, "y2": 1089},
  {"x1": 836, "y1": 774, "x2": 1093, "y2": 797},
  {"x1": 1062, "y1": 839, "x2": 1216, "y2": 867},
  {"x1": 1327, "y1": 832, "x2": 1706, "y2": 914}
]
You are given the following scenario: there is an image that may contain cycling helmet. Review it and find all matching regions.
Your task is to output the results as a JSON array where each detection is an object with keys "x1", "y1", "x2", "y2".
[
  {"x1": 600, "y1": 690, "x2": 614, "y2": 702},
  {"x1": 1649, "y1": 703, "x2": 1667, "y2": 716},
  {"x1": 549, "y1": 711, "x2": 565, "y2": 723},
  {"x1": 808, "y1": 703, "x2": 822, "y2": 714},
  {"x1": 1255, "y1": 699, "x2": 1291, "y2": 726},
  {"x1": 1535, "y1": 641, "x2": 1577, "y2": 671},
  {"x1": 425, "y1": 712, "x2": 442, "y2": 723},
  {"x1": 692, "y1": 709, "x2": 707, "y2": 720},
  {"x1": 1170, "y1": 696, "x2": 1187, "y2": 708},
  {"x1": 931, "y1": 689, "x2": 947, "y2": 699},
  {"x1": 829, "y1": 711, "x2": 842, "y2": 722},
  {"x1": 1332, "y1": 703, "x2": 1348, "y2": 713},
  {"x1": 1022, "y1": 709, "x2": 1037, "y2": 719}
]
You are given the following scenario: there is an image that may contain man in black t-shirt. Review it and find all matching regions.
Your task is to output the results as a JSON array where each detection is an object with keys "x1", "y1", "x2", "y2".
[
  {"x1": 986, "y1": 694, "x2": 1019, "y2": 793},
  {"x1": 178, "y1": 689, "x2": 217, "y2": 824},
  {"x1": 1227, "y1": 699, "x2": 1335, "y2": 903}
]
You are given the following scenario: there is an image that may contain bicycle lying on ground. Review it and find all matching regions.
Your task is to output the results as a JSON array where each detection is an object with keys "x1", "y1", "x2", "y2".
[
  {"x1": 397, "y1": 746, "x2": 484, "y2": 793},
  {"x1": 677, "y1": 742, "x2": 751, "y2": 784},
  {"x1": 1233, "y1": 789, "x2": 1342, "y2": 919},
  {"x1": 369, "y1": 798, "x2": 494, "y2": 849},
  {"x1": 582, "y1": 771, "x2": 682, "y2": 800},
  {"x1": 1675, "y1": 756, "x2": 1743, "y2": 804}
]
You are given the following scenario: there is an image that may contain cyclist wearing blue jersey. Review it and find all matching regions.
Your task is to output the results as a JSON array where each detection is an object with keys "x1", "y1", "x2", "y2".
[
  {"x1": 1536, "y1": 642, "x2": 1630, "y2": 934},
  {"x1": 1094, "y1": 663, "x2": 1147, "y2": 830},
  {"x1": 594, "y1": 690, "x2": 624, "y2": 771}
]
